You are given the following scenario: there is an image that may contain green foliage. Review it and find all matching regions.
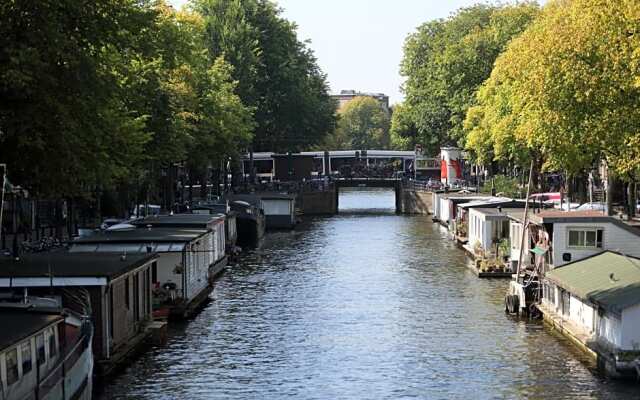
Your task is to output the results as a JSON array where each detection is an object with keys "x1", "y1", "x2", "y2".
[
  {"x1": 0, "y1": 0, "x2": 255, "y2": 200},
  {"x1": 389, "y1": 103, "x2": 418, "y2": 150},
  {"x1": 196, "y1": 0, "x2": 337, "y2": 152},
  {"x1": 338, "y1": 97, "x2": 390, "y2": 149},
  {"x1": 401, "y1": 2, "x2": 540, "y2": 155},
  {"x1": 481, "y1": 175, "x2": 521, "y2": 198},
  {"x1": 0, "y1": 0, "x2": 155, "y2": 197},
  {"x1": 464, "y1": 0, "x2": 640, "y2": 181}
]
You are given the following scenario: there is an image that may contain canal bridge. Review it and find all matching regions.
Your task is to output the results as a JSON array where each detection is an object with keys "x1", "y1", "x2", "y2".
[
  {"x1": 333, "y1": 178, "x2": 403, "y2": 212},
  {"x1": 242, "y1": 149, "x2": 440, "y2": 182}
]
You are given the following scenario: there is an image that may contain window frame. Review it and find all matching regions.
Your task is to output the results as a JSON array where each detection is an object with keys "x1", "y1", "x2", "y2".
[
  {"x1": 5, "y1": 347, "x2": 19, "y2": 386},
  {"x1": 36, "y1": 333, "x2": 46, "y2": 365},
  {"x1": 21, "y1": 341, "x2": 32, "y2": 375},
  {"x1": 567, "y1": 227, "x2": 604, "y2": 249}
]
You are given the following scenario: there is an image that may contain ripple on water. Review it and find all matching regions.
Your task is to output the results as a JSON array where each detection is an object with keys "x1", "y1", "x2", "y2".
[{"x1": 97, "y1": 189, "x2": 638, "y2": 400}]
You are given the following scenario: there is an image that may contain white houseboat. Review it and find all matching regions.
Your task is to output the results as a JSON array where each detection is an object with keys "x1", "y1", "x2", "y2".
[
  {"x1": 131, "y1": 214, "x2": 228, "y2": 280},
  {"x1": 541, "y1": 251, "x2": 640, "y2": 379},
  {"x1": 70, "y1": 225, "x2": 219, "y2": 319},
  {"x1": 259, "y1": 193, "x2": 297, "y2": 229},
  {"x1": 0, "y1": 303, "x2": 93, "y2": 400}
]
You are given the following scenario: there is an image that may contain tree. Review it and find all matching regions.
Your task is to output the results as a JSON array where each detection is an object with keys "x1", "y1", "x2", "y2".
[
  {"x1": 338, "y1": 97, "x2": 390, "y2": 149},
  {"x1": 401, "y1": 3, "x2": 540, "y2": 153},
  {"x1": 195, "y1": 0, "x2": 337, "y2": 152},
  {"x1": 0, "y1": 0, "x2": 155, "y2": 198},
  {"x1": 389, "y1": 103, "x2": 418, "y2": 151},
  {"x1": 464, "y1": 0, "x2": 640, "y2": 199},
  {"x1": 466, "y1": 0, "x2": 640, "y2": 211}
]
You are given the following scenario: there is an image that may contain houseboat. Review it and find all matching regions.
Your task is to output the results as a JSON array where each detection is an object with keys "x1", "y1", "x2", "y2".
[
  {"x1": 540, "y1": 251, "x2": 640, "y2": 379},
  {"x1": 227, "y1": 197, "x2": 266, "y2": 246},
  {"x1": 464, "y1": 207, "x2": 513, "y2": 277},
  {"x1": 0, "y1": 299, "x2": 94, "y2": 400},
  {"x1": 505, "y1": 209, "x2": 640, "y2": 315},
  {"x1": 191, "y1": 202, "x2": 238, "y2": 251},
  {"x1": 454, "y1": 198, "x2": 530, "y2": 243},
  {"x1": 70, "y1": 225, "x2": 217, "y2": 319},
  {"x1": 259, "y1": 193, "x2": 297, "y2": 230},
  {"x1": 0, "y1": 252, "x2": 156, "y2": 377},
  {"x1": 433, "y1": 192, "x2": 493, "y2": 229},
  {"x1": 131, "y1": 214, "x2": 228, "y2": 280}
]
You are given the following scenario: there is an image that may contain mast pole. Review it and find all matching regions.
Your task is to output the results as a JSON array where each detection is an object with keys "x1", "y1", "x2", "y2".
[
  {"x1": 0, "y1": 164, "x2": 6, "y2": 250},
  {"x1": 515, "y1": 159, "x2": 534, "y2": 282}
]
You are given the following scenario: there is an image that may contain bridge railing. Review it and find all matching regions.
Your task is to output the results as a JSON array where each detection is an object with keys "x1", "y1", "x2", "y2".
[{"x1": 402, "y1": 179, "x2": 440, "y2": 192}]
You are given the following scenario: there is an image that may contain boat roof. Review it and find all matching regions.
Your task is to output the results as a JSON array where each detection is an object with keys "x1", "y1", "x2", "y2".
[
  {"x1": 227, "y1": 194, "x2": 262, "y2": 207},
  {"x1": 529, "y1": 211, "x2": 640, "y2": 237},
  {"x1": 469, "y1": 207, "x2": 511, "y2": 220},
  {"x1": 0, "y1": 309, "x2": 63, "y2": 351},
  {"x1": 546, "y1": 251, "x2": 640, "y2": 313},
  {"x1": 259, "y1": 193, "x2": 296, "y2": 200},
  {"x1": 457, "y1": 197, "x2": 519, "y2": 209},
  {"x1": 132, "y1": 214, "x2": 225, "y2": 228},
  {"x1": 72, "y1": 227, "x2": 208, "y2": 244},
  {"x1": 440, "y1": 193, "x2": 492, "y2": 201},
  {"x1": 0, "y1": 252, "x2": 158, "y2": 280}
]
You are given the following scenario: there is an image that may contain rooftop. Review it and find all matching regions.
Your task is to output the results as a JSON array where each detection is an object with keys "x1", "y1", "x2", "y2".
[
  {"x1": 0, "y1": 309, "x2": 63, "y2": 350},
  {"x1": 132, "y1": 214, "x2": 224, "y2": 228},
  {"x1": 0, "y1": 252, "x2": 158, "y2": 279},
  {"x1": 546, "y1": 251, "x2": 640, "y2": 313},
  {"x1": 73, "y1": 227, "x2": 208, "y2": 244},
  {"x1": 458, "y1": 198, "x2": 524, "y2": 209}
]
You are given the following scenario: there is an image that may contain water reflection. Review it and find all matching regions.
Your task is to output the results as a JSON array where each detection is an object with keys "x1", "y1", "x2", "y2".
[{"x1": 97, "y1": 189, "x2": 638, "y2": 399}]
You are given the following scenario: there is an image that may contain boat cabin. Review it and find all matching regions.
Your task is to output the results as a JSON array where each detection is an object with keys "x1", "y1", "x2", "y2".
[
  {"x1": 433, "y1": 192, "x2": 493, "y2": 228},
  {"x1": 0, "y1": 310, "x2": 66, "y2": 399},
  {"x1": 228, "y1": 199, "x2": 266, "y2": 246},
  {"x1": 506, "y1": 210, "x2": 640, "y2": 273},
  {"x1": 131, "y1": 214, "x2": 228, "y2": 275},
  {"x1": 454, "y1": 198, "x2": 530, "y2": 241},
  {"x1": 466, "y1": 207, "x2": 512, "y2": 259},
  {"x1": 191, "y1": 203, "x2": 238, "y2": 250},
  {"x1": 70, "y1": 226, "x2": 221, "y2": 319},
  {"x1": 541, "y1": 251, "x2": 640, "y2": 378},
  {"x1": 259, "y1": 194, "x2": 296, "y2": 229},
  {"x1": 0, "y1": 252, "x2": 156, "y2": 377}
]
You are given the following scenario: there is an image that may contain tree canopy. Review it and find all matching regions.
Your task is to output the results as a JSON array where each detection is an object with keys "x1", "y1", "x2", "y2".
[
  {"x1": 464, "y1": 0, "x2": 640, "y2": 180},
  {"x1": 400, "y1": 2, "x2": 540, "y2": 154},
  {"x1": 195, "y1": 0, "x2": 337, "y2": 152},
  {"x1": 335, "y1": 97, "x2": 391, "y2": 150},
  {"x1": 389, "y1": 103, "x2": 418, "y2": 150},
  {"x1": 0, "y1": 0, "x2": 334, "y2": 202}
]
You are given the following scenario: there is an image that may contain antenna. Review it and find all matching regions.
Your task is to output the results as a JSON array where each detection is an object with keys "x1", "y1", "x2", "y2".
[{"x1": 0, "y1": 163, "x2": 6, "y2": 251}]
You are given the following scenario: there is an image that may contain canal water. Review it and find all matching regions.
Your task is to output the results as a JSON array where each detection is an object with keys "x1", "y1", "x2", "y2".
[{"x1": 98, "y1": 189, "x2": 638, "y2": 399}]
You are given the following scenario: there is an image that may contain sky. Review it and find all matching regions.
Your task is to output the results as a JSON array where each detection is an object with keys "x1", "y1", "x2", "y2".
[{"x1": 169, "y1": 0, "x2": 534, "y2": 105}]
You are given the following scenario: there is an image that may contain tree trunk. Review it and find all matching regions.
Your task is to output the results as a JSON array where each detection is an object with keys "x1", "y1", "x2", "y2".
[
  {"x1": 606, "y1": 169, "x2": 614, "y2": 216},
  {"x1": 627, "y1": 177, "x2": 636, "y2": 219}
]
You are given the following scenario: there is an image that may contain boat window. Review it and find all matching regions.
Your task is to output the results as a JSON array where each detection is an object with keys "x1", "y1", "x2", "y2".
[
  {"x1": 48, "y1": 328, "x2": 57, "y2": 358},
  {"x1": 568, "y1": 228, "x2": 603, "y2": 248},
  {"x1": 125, "y1": 277, "x2": 130, "y2": 309},
  {"x1": 36, "y1": 333, "x2": 46, "y2": 364},
  {"x1": 21, "y1": 341, "x2": 32, "y2": 374},
  {"x1": 152, "y1": 262, "x2": 158, "y2": 284},
  {"x1": 154, "y1": 243, "x2": 173, "y2": 252},
  {"x1": 6, "y1": 348, "x2": 19, "y2": 385}
]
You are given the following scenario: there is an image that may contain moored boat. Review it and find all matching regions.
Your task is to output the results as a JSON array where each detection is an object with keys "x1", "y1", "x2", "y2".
[{"x1": 0, "y1": 295, "x2": 94, "y2": 400}]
